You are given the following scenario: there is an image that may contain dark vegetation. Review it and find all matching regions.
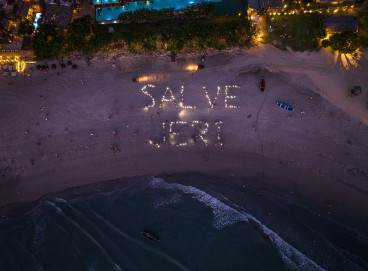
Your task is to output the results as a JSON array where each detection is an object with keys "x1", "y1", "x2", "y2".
[
  {"x1": 32, "y1": 24, "x2": 64, "y2": 60},
  {"x1": 321, "y1": 6, "x2": 368, "y2": 54},
  {"x1": 33, "y1": 0, "x2": 368, "y2": 59},
  {"x1": 321, "y1": 31, "x2": 360, "y2": 54},
  {"x1": 18, "y1": 18, "x2": 35, "y2": 36},
  {"x1": 33, "y1": 9, "x2": 256, "y2": 60},
  {"x1": 108, "y1": 15, "x2": 255, "y2": 52},
  {"x1": 358, "y1": 6, "x2": 368, "y2": 47},
  {"x1": 118, "y1": 8, "x2": 176, "y2": 23}
]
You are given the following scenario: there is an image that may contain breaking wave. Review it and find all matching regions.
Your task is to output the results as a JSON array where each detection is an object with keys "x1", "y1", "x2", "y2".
[{"x1": 148, "y1": 177, "x2": 325, "y2": 271}]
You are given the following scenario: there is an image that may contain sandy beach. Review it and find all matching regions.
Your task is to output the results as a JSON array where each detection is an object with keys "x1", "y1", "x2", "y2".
[{"x1": 0, "y1": 45, "x2": 367, "y2": 231}]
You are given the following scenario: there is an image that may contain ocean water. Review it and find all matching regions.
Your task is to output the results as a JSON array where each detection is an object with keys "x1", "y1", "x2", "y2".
[{"x1": 0, "y1": 176, "x2": 367, "y2": 271}]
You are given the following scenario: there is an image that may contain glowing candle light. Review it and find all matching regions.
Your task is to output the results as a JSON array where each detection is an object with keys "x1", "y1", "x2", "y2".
[
  {"x1": 148, "y1": 121, "x2": 167, "y2": 148},
  {"x1": 169, "y1": 121, "x2": 188, "y2": 146},
  {"x1": 140, "y1": 84, "x2": 156, "y2": 109},
  {"x1": 192, "y1": 120, "x2": 209, "y2": 146},
  {"x1": 180, "y1": 86, "x2": 196, "y2": 109},
  {"x1": 214, "y1": 121, "x2": 224, "y2": 147},
  {"x1": 203, "y1": 86, "x2": 220, "y2": 109},
  {"x1": 160, "y1": 87, "x2": 178, "y2": 109},
  {"x1": 224, "y1": 85, "x2": 240, "y2": 109}
]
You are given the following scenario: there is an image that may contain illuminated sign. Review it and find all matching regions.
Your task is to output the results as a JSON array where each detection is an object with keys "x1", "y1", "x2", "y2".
[{"x1": 139, "y1": 85, "x2": 240, "y2": 147}]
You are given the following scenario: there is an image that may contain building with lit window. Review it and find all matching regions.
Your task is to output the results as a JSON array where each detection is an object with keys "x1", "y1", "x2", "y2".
[{"x1": 323, "y1": 16, "x2": 358, "y2": 33}]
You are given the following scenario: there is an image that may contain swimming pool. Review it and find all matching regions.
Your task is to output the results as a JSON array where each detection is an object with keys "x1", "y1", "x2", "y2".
[
  {"x1": 33, "y1": 13, "x2": 42, "y2": 29},
  {"x1": 96, "y1": 0, "x2": 222, "y2": 22}
]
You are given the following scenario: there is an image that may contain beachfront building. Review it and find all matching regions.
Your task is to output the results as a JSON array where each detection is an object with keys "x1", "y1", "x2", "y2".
[
  {"x1": 0, "y1": 0, "x2": 20, "y2": 51},
  {"x1": 17, "y1": 0, "x2": 30, "y2": 18},
  {"x1": 44, "y1": 0, "x2": 74, "y2": 6},
  {"x1": 322, "y1": 16, "x2": 358, "y2": 33},
  {"x1": 0, "y1": 0, "x2": 39, "y2": 50},
  {"x1": 247, "y1": 0, "x2": 283, "y2": 11},
  {"x1": 316, "y1": 0, "x2": 353, "y2": 4},
  {"x1": 38, "y1": 4, "x2": 73, "y2": 28},
  {"x1": 31, "y1": 0, "x2": 74, "y2": 29}
]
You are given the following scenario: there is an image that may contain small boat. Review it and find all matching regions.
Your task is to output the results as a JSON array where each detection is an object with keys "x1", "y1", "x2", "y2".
[
  {"x1": 276, "y1": 102, "x2": 294, "y2": 111},
  {"x1": 142, "y1": 231, "x2": 159, "y2": 242},
  {"x1": 259, "y1": 77, "x2": 265, "y2": 92}
]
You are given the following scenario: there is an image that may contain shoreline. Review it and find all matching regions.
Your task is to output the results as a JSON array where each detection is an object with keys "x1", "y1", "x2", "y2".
[
  {"x1": 1, "y1": 156, "x2": 367, "y2": 234},
  {"x1": 3, "y1": 172, "x2": 366, "y2": 271},
  {"x1": 1, "y1": 44, "x2": 367, "y2": 233}
]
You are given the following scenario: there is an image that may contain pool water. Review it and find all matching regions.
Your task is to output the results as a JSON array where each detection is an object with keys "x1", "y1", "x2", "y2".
[
  {"x1": 96, "y1": 0, "x2": 221, "y2": 22},
  {"x1": 33, "y1": 13, "x2": 42, "y2": 30}
]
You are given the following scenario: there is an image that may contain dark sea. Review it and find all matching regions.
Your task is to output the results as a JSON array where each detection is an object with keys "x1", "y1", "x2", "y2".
[{"x1": 0, "y1": 175, "x2": 367, "y2": 271}]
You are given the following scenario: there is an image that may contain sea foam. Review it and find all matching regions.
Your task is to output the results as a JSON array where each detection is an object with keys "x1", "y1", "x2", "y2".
[
  {"x1": 149, "y1": 177, "x2": 326, "y2": 271},
  {"x1": 153, "y1": 192, "x2": 182, "y2": 208}
]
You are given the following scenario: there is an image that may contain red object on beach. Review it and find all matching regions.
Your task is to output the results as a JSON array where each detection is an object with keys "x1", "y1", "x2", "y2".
[
  {"x1": 132, "y1": 78, "x2": 138, "y2": 82},
  {"x1": 259, "y1": 77, "x2": 265, "y2": 92},
  {"x1": 198, "y1": 64, "x2": 204, "y2": 69}
]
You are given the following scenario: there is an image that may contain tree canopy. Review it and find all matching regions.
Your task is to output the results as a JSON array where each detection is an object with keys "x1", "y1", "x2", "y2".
[
  {"x1": 321, "y1": 31, "x2": 360, "y2": 54},
  {"x1": 0, "y1": 30, "x2": 12, "y2": 44},
  {"x1": 63, "y1": 15, "x2": 96, "y2": 55},
  {"x1": 119, "y1": 8, "x2": 175, "y2": 23},
  {"x1": 31, "y1": 13, "x2": 256, "y2": 59},
  {"x1": 358, "y1": 7, "x2": 368, "y2": 47},
  {"x1": 358, "y1": 6, "x2": 368, "y2": 33},
  {"x1": 18, "y1": 18, "x2": 35, "y2": 36},
  {"x1": 107, "y1": 15, "x2": 255, "y2": 52},
  {"x1": 184, "y1": 1, "x2": 217, "y2": 19},
  {"x1": 33, "y1": 23, "x2": 64, "y2": 60}
]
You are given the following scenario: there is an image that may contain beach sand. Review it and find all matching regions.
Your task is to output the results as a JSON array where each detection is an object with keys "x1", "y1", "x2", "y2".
[{"x1": 0, "y1": 45, "x2": 367, "y2": 232}]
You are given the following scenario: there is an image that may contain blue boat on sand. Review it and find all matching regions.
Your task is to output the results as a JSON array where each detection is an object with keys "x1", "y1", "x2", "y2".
[{"x1": 276, "y1": 102, "x2": 294, "y2": 111}]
